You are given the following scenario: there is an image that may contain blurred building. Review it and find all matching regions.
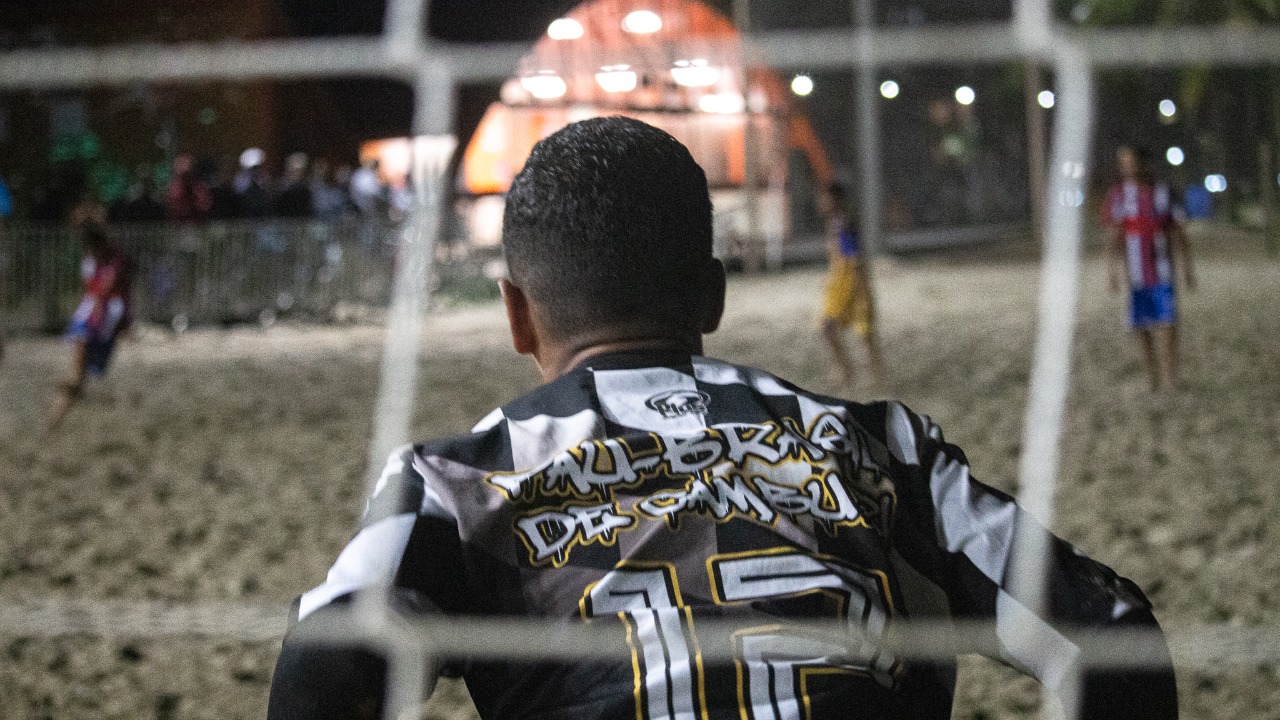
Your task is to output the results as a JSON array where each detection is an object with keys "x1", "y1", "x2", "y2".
[
  {"x1": 444, "y1": 0, "x2": 835, "y2": 266},
  {"x1": 0, "y1": 0, "x2": 353, "y2": 218}
]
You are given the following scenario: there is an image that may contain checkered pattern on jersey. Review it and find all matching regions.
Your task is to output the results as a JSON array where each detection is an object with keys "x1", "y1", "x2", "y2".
[{"x1": 291, "y1": 351, "x2": 1159, "y2": 720}]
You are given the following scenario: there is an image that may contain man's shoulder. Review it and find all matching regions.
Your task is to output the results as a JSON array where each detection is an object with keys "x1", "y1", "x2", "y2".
[
  {"x1": 407, "y1": 370, "x2": 591, "y2": 471},
  {"x1": 404, "y1": 357, "x2": 920, "y2": 470},
  {"x1": 411, "y1": 420, "x2": 510, "y2": 474},
  {"x1": 690, "y1": 357, "x2": 902, "y2": 442}
]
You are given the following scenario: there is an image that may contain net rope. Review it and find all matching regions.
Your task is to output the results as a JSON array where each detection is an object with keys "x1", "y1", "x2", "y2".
[{"x1": 2, "y1": 1, "x2": 1277, "y2": 718}]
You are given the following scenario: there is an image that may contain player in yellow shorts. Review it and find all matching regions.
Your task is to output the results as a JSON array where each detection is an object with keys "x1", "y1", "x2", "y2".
[{"x1": 820, "y1": 183, "x2": 883, "y2": 387}]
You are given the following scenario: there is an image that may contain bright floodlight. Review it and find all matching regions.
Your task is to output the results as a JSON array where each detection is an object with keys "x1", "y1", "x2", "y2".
[
  {"x1": 499, "y1": 78, "x2": 526, "y2": 104},
  {"x1": 239, "y1": 147, "x2": 264, "y2": 168},
  {"x1": 955, "y1": 85, "x2": 976, "y2": 105},
  {"x1": 595, "y1": 66, "x2": 637, "y2": 93},
  {"x1": 1038, "y1": 90, "x2": 1055, "y2": 109},
  {"x1": 547, "y1": 18, "x2": 584, "y2": 40},
  {"x1": 1159, "y1": 99, "x2": 1177, "y2": 117},
  {"x1": 1166, "y1": 146, "x2": 1185, "y2": 166},
  {"x1": 1204, "y1": 174, "x2": 1227, "y2": 193},
  {"x1": 879, "y1": 80, "x2": 900, "y2": 99},
  {"x1": 698, "y1": 92, "x2": 745, "y2": 114},
  {"x1": 791, "y1": 75, "x2": 814, "y2": 96},
  {"x1": 671, "y1": 59, "x2": 719, "y2": 87},
  {"x1": 520, "y1": 73, "x2": 567, "y2": 100},
  {"x1": 622, "y1": 10, "x2": 662, "y2": 34}
]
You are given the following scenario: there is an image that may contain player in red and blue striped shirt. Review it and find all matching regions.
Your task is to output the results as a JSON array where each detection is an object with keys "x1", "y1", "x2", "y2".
[
  {"x1": 1102, "y1": 146, "x2": 1196, "y2": 391},
  {"x1": 47, "y1": 220, "x2": 133, "y2": 429}
]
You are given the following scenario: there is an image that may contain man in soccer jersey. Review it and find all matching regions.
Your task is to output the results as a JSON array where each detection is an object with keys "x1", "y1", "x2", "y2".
[
  {"x1": 1103, "y1": 145, "x2": 1196, "y2": 391},
  {"x1": 48, "y1": 219, "x2": 133, "y2": 429},
  {"x1": 818, "y1": 182, "x2": 884, "y2": 388},
  {"x1": 269, "y1": 118, "x2": 1177, "y2": 720}
]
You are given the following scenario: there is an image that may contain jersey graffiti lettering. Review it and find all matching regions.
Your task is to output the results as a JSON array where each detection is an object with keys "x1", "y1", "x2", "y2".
[
  {"x1": 494, "y1": 416, "x2": 872, "y2": 567},
  {"x1": 488, "y1": 415, "x2": 859, "y2": 502},
  {"x1": 516, "y1": 502, "x2": 637, "y2": 566}
]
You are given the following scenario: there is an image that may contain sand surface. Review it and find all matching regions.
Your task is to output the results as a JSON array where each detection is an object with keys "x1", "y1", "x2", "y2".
[{"x1": 1, "y1": 226, "x2": 1278, "y2": 719}]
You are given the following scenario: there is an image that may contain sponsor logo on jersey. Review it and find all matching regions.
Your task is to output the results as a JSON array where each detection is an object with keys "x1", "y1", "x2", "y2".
[{"x1": 645, "y1": 390, "x2": 709, "y2": 419}]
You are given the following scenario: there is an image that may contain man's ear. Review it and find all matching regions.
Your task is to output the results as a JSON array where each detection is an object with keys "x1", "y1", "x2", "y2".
[
  {"x1": 499, "y1": 279, "x2": 538, "y2": 356},
  {"x1": 700, "y1": 258, "x2": 726, "y2": 334}
]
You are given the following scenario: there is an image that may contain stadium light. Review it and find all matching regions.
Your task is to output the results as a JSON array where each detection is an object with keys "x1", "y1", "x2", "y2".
[
  {"x1": 671, "y1": 59, "x2": 719, "y2": 87},
  {"x1": 1166, "y1": 146, "x2": 1185, "y2": 166},
  {"x1": 790, "y1": 74, "x2": 814, "y2": 96},
  {"x1": 499, "y1": 78, "x2": 526, "y2": 104},
  {"x1": 955, "y1": 85, "x2": 975, "y2": 105},
  {"x1": 879, "y1": 80, "x2": 900, "y2": 99},
  {"x1": 1038, "y1": 90, "x2": 1055, "y2": 109},
  {"x1": 595, "y1": 65, "x2": 637, "y2": 93},
  {"x1": 239, "y1": 147, "x2": 264, "y2": 168},
  {"x1": 698, "y1": 92, "x2": 745, "y2": 114},
  {"x1": 520, "y1": 72, "x2": 567, "y2": 100},
  {"x1": 622, "y1": 10, "x2": 662, "y2": 34},
  {"x1": 547, "y1": 18, "x2": 584, "y2": 41},
  {"x1": 1205, "y1": 174, "x2": 1227, "y2": 193},
  {"x1": 1158, "y1": 98, "x2": 1177, "y2": 118}
]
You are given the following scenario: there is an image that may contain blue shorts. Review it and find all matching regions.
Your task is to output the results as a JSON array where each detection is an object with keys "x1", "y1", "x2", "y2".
[
  {"x1": 83, "y1": 335, "x2": 119, "y2": 375},
  {"x1": 65, "y1": 318, "x2": 120, "y2": 376},
  {"x1": 1129, "y1": 283, "x2": 1177, "y2": 329}
]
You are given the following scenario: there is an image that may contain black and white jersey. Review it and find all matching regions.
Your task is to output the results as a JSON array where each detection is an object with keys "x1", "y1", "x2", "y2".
[{"x1": 269, "y1": 350, "x2": 1176, "y2": 720}]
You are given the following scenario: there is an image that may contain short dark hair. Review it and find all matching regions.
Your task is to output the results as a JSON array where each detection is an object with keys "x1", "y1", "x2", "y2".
[
  {"x1": 825, "y1": 182, "x2": 847, "y2": 203},
  {"x1": 1117, "y1": 144, "x2": 1155, "y2": 183},
  {"x1": 1119, "y1": 144, "x2": 1152, "y2": 165},
  {"x1": 502, "y1": 117, "x2": 714, "y2": 340}
]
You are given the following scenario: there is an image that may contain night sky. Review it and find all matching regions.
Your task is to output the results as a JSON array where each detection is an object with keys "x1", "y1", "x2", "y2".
[
  {"x1": 4, "y1": 0, "x2": 1273, "y2": 199},
  {"x1": 272, "y1": 0, "x2": 1016, "y2": 169},
  {"x1": 278, "y1": 0, "x2": 1015, "y2": 39}
]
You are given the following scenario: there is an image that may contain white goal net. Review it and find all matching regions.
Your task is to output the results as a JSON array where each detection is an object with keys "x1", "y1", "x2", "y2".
[{"x1": 2, "y1": 0, "x2": 1279, "y2": 718}]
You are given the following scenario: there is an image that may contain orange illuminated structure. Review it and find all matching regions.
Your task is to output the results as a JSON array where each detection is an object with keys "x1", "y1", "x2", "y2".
[{"x1": 457, "y1": 0, "x2": 834, "y2": 266}]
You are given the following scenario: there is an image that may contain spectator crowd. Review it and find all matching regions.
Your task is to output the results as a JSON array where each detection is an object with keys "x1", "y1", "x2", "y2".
[{"x1": 6, "y1": 150, "x2": 417, "y2": 230}]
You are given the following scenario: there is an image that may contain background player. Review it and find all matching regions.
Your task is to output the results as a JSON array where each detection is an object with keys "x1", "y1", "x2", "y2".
[
  {"x1": 0, "y1": 170, "x2": 11, "y2": 367},
  {"x1": 268, "y1": 118, "x2": 1176, "y2": 720},
  {"x1": 819, "y1": 182, "x2": 884, "y2": 388},
  {"x1": 47, "y1": 218, "x2": 134, "y2": 429},
  {"x1": 1103, "y1": 145, "x2": 1196, "y2": 391}
]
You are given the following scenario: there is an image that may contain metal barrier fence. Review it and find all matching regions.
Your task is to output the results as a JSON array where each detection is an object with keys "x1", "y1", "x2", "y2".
[
  {"x1": 0, "y1": 218, "x2": 415, "y2": 334},
  {"x1": 0, "y1": 206, "x2": 858, "y2": 337}
]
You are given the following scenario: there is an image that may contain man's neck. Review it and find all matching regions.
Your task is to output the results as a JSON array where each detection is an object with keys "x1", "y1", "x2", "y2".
[{"x1": 538, "y1": 336, "x2": 703, "y2": 382}]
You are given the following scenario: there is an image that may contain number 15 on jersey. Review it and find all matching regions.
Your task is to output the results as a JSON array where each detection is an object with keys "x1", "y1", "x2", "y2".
[{"x1": 580, "y1": 549, "x2": 899, "y2": 720}]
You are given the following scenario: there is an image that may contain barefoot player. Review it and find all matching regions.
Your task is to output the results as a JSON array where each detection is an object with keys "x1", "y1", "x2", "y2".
[
  {"x1": 48, "y1": 221, "x2": 133, "y2": 429},
  {"x1": 819, "y1": 182, "x2": 884, "y2": 387},
  {"x1": 1103, "y1": 145, "x2": 1195, "y2": 391}
]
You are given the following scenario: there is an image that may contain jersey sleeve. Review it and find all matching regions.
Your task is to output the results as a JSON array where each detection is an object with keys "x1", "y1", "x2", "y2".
[
  {"x1": 268, "y1": 445, "x2": 459, "y2": 720},
  {"x1": 881, "y1": 402, "x2": 1177, "y2": 718},
  {"x1": 1155, "y1": 184, "x2": 1185, "y2": 228}
]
